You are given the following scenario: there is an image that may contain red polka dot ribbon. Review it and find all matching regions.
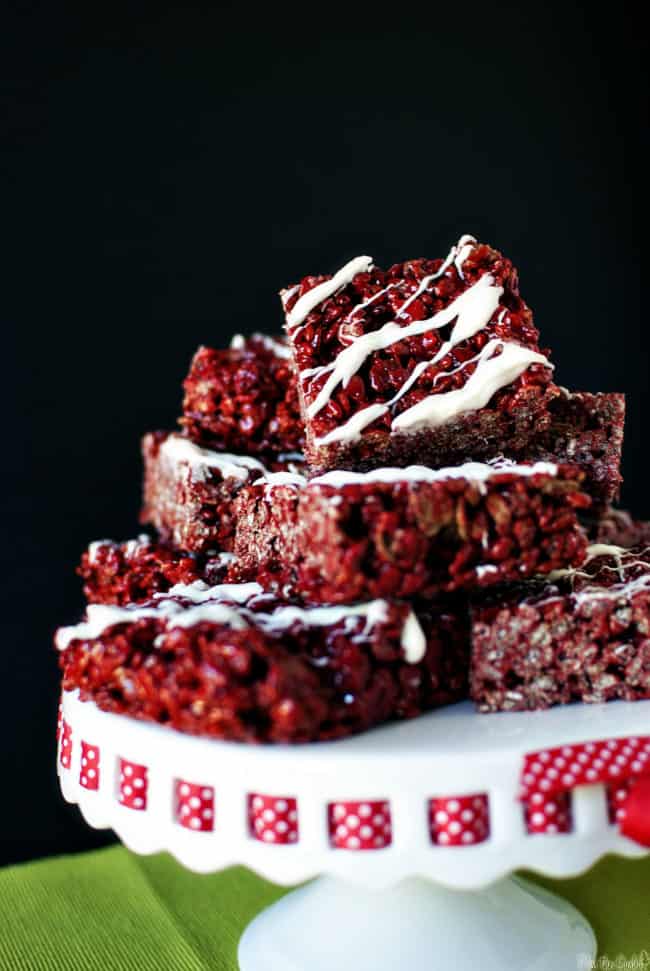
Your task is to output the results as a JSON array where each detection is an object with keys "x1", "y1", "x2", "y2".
[
  {"x1": 524, "y1": 790, "x2": 573, "y2": 835},
  {"x1": 248, "y1": 794, "x2": 298, "y2": 844},
  {"x1": 59, "y1": 720, "x2": 72, "y2": 769},
  {"x1": 429, "y1": 794, "x2": 490, "y2": 845},
  {"x1": 79, "y1": 742, "x2": 100, "y2": 791},
  {"x1": 118, "y1": 758, "x2": 148, "y2": 811},
  {"x1": 175, "y1": 781, "x2": 215, "y2": 832},
  {"x1": 520, "y1": 736, "x2": 650, "y2": 846},
  {"x1": 328, "y1": 800, "x2": 392, "y2": 850}
]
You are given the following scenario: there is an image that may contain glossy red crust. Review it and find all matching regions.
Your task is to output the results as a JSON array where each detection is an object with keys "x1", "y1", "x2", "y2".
[
  {"x1": 59, "y1": 600, "x2": 469, "y2": 743},
  {"x1": 522, "y1": 390, "x2": 625, "y2": 509},
  {"x1": 78, "y1": 537, "x2": 232, "y2": 606},
  {"x1": 470, "y1": 548, "x2": 650, "y2": 712},
  {"x1": 140, "y1": 431, "x2": 260, "y2": 554},
  {"x1": 232, "y1": 465, "x2": 590, "y2": 603},
  {"x1": 283, "y1": 242, "x2": 555, "y2": 473},
  {"x1": 180, "y1": 334, "x2": 304, "y2": 457}
]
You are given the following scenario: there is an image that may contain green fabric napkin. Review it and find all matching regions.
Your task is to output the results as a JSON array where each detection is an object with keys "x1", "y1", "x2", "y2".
[{"x1": 0, "y1": 846, "x2": 648, "y2": 969}]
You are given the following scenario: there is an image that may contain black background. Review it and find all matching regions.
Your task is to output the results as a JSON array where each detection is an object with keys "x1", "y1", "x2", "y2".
[{"x1": 1, "y1": 5, "x2": 647, "y2": 867}]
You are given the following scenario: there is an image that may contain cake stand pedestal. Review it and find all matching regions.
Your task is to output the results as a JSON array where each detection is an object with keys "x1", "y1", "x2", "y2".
[{"x1": 58, "y1": 691, "x2": 650, "y2": 971}]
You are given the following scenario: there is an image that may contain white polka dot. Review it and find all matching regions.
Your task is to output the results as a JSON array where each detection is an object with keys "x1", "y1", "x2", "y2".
[
  {"x1": 539, "y1": 751, "x2": 551, "y2": 762},
  {"x1": 540, "y1": 780, "x2": 551, "y2": 791},
  {"x1": 435, "y1": 810, "x2": 448, "y2": 825},
  {"x1": 547, "y1": 768, "x2": 559, "y2": 779},
  {"x1": 190, "y1": 817, "x2": 200, "y2": 829},
  {"x1": 276, "y1": 820, "x2": 288, "y2": 834},
  {"x1": 462, "y1": 832, "x2": 475, "y2": 844},
  {"x1": 346, "y1": 815, "x2": 359, "y2": 829},
  {"x1": 263, "y1": 830, "x2": 276, "y2": 842},
  {"x1": 449, "y1": 821, "x2": 461, "y2": 835},
  {"x1": 359, "y1": 804, "x2": 372, "y2": 818},
  {"x1": 133, "y1": 797, "x2": 144, "y2": 808},
  {"x1": 531, "y1": 793, "x2": 543, "y2": 805},
  {"x1": 289, "y1": 810, "x2": 298, "y2": 822},
  {"x1": 124, "y1": 765, "x2": 133, "y2": 777},
  {"x1": 288, "y1": 832, "x2": 298, "y2": 842},
  {"x1": 87, "y1": 749, "x2": 97, "y2": 760},
  {"x1": 252, "y1": 796, "x2": 264, "y2": 810},
  {"x1": 546, "y1": 823, "x2": 558, "y2": 834},
  {"x1": 190, "y1": 796, "x2": 201, "y2": 809},
  {"x1": 373, "y1": 814, "x2": 385, "y2": 826},
  {"x1": 180, "y1": 784, "x2": 190, "y2": 796},
  {"x1": 531, "y1": 763, "x2": 543, "y2": 775},
  {"x1": 531, "y1": 812, "x2": 546, "y2": 826},
  {"x1": 562, "y1": 747, "x2": 573, "y2": 757},
  {"x1": 545, "y1": 803, "x2": 557, "y2": 815},
  {"x1": 347, "y1": 836, "x2": 360, "y2": 850},
  {"x1": 373, "y1": 835, "x2": 386, "y2": 847},
  {"x1": 472, "y1": 797, "x2": 485, "y2": 810},
  {"x1": 562, "y1": 774, "x2": 575, "y2": 786},
  {"x1": 80, "y1": 775, "x2": 87, "y2": 786},
  {"x1": 202, "y1": 788, "x2": 212, "y2": 800},
  {"x1": 447, "y1": 800, "x2": 460, "y2": 813},
  {"x1": 333, "y1": 805, "x2": 346, "y2": 821},
  {"x1": 438, "y1": 832, "x2": 451, "y2": 845},
  {"x1": 134, "y1": 778, "x2": 143, "y2": 788},
  {"x1": 360, "y1": 825, "x2": 373, "y2": 839},
  {"x1": 263, "y1": 809, "x2": 276, "y2": 822},
  {"x1": 203, "y1": 808, "x2": 213, "y2": 820},
  {"x1": 123, "y1": 785, "x2": 132, "y2": 796},
  {"x1": 336, "y1": 824, "x2": 348, "y2": 839},
  {"x1": 254, "y1": 818, "x2": 264, "y2": 832},
  {"x1": 461, "y1": 809, "x2": 474, "y2": 823},
  {"x1": 87, "y1": 769, "x2": 96, "y2": 779},
  {"x1": 577, "y1": 752, "x2": 589, "y2": 764},
  {"x1": 275, "y1": 799, "x2": 288, "y2": 813},
  {"x1": 181, "y1": 805, "x2": 190, "y2": 817},
  {"x1": 607, "y1": 740, "x2": 619, "y2": 750},
  {"x1": 81, "y1": 757, "x2": 87, "y2": 767},
  {"x1": 586, "y1": 769, "x2": 597, "y2": 781}
]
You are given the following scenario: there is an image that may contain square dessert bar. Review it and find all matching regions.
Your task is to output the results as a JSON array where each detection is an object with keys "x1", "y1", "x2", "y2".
[
  {"x1": 78, "y1": 535, "x2": 235, "y2": 605},
  {"x1": 587, "y1": 507, "x2": 650, "y2": 548},
  {"x1": 180, "y1": 332, "x2": 304, "y2": 457},
  {"x1": 141, "y1": 430, "x2": 286, "y2": 554},
  {"x1": 56, "y1": 583, "x2": 469, "y2": 743},
  {"x1": 524, "y1": 389, "x2": 625, "y2": 509},
  {"x1": 281, "y1": 235, "x2": 558, "y2": 474},
  {"x1": 471, "y1": 544, "x2": 650, "y2": 712},
  {"x1": 232, "y1": 459, "x2": 590, "y2": 603}
]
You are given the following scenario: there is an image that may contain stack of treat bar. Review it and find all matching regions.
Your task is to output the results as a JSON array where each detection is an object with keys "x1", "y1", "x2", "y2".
[{"x1": 57, "y1": 235, "x2": 650, "y2": 743}]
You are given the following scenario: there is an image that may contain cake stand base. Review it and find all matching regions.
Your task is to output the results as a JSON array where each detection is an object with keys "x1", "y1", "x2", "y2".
[{"x1": 238, "y1": 874, "x2": 596, "y2": 971}]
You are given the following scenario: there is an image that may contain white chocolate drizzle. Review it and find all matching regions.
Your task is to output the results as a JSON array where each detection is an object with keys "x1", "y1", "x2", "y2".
[
  {"x1": 56, "y1": 584, "x2": 427, "y2": 664},
  {"x1": 542, "y1": 545, "x2": 650, "y2": 607},
  {"x1": 255, "y1": 458, "x2": 559, "y2": 493},
  {"x1": 286, "y1": 256, "x2": 374, "y2": 329},
  {"x1": 160, "y1": 435, "x2": 268, "y2": 483},
  {"x1": 230, "y1": 332, "x2": 291, "y2": 359}
]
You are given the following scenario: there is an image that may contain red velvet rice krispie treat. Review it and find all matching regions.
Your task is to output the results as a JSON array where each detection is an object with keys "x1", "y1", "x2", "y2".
[
  {"x1": 56, "y1": 582, "x2": 469, "y2": 743},
  {"x1": 180, "y1": 332, "x2": 304, "y2": 457},
  {"x1": 281, "y1": 235, "x2": 558, "y2": 474},
  {"x1": 521, "y1": 389, "x2": 625, "y2": 508},
  {"x1": 78, "y1": 535, "x2": 235, "y2": 605},
  {"x1": 232, "y1": 459, "x2": 590, "y2": 603},
  {"x1": 471, "y1": 544, "x2": 650, "y2": 712},
  {"x1": 141, "y1": 431, "x2": 275, "y2": 553},
  {"x1": 585, "y1": 508, "x2": 650, "y2": 548}
]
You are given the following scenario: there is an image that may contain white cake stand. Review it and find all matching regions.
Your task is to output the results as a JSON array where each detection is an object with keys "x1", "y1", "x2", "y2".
[{"x1": 58, "y1": 690, "x2": 650, "y2": 970}]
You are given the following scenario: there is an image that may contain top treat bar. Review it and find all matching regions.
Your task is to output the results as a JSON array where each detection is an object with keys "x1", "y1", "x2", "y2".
[{"x1": 281, "y1": 235, "x2": 557, "y2": 474}]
